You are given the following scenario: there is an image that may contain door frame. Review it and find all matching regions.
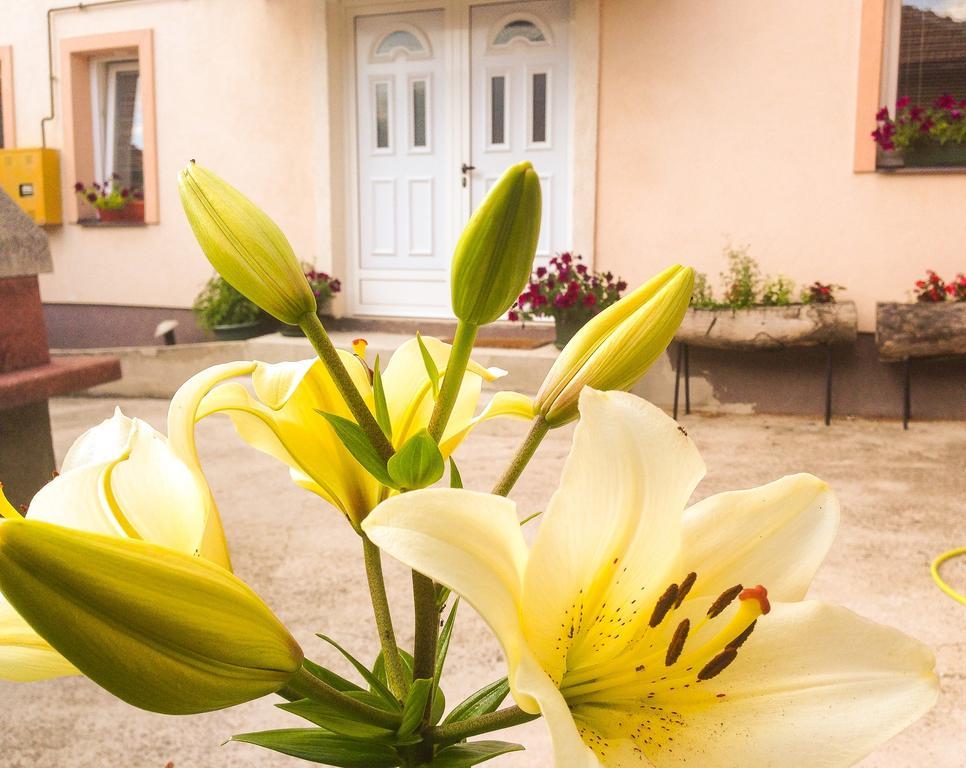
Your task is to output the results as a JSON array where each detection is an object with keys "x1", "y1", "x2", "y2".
[{"x1": 334, "y1": 0, "x2": 600, "y2": 317}]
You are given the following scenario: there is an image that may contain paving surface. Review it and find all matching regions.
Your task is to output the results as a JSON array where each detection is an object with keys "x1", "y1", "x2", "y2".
[{"x1": 1, "y1": 397, "x2": 964, "y2": 767}]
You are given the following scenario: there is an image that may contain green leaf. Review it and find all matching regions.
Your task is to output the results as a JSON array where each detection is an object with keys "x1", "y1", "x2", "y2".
[
  {"x1": 317, "y1": 634, "x2": 401, "y2": 710},
  {"x1": 372, "y1": 646, "x2": 415, "y2": 693},
  {"x1": 302, "y1": 657, "x2": 365, "y2": 693},
  {"x1": 430, "y1": 740, "x2": 524, "y2": 767},
  {"x1": 519, "y1": 510, "x2": 543, "y2": 526},
  {"x1": 399, "y1": 678, "x2": 434, "y2": 736},
  {"x1": 387, "y1": 429, "x2": 444, "y2": 490},
  {"x1": 416, "y1": 332, "x2": 440, "y2": 398},
  {"x1": 449, "y1": 458, "x2": 463, "y2": 489},
  {"x1": 278, "y1": 699, "x2": 398, "y2": 741},
  {"x1": 442, "y1": 679, "x2": 510, "y2": 725},
  {"x1": 435, "y1": 599, "x2": 459, "y2": 684},
  {"x1": 372, "y1": 356, "x2": 393, "y2": 441},
  {"x1": 318, "y1": 412, "x2": 398, "y2": 489},
  {"x1": 232, "y1": 729, "x2": 400, "y2": 767}
]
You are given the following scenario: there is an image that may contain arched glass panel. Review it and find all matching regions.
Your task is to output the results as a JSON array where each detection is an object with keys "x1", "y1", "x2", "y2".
[
  {"x1": 493, "y1": 19, "x2": 546, "y2": 46},
  {"x1": 376, "y1": 30, "x2": 425, "y2": 56}
]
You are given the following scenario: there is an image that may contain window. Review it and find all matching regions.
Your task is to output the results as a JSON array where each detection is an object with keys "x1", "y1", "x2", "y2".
[
  {"x1": 91, "y1": 59, "x2": 144, "y2": 191},
  {"x1": 894, "y1": 1, "x2": 966, "y2": 108},
  {"x1": 530, "y1": 72, "x2": 548, "y2": 144},
  {"x1": 0, "y1": 46, "x2": 13, "y2": 148},
  {"x1": 374, "y1": 80, "x2": 392, "y2": 151},
  {"x1": 493, "y1": 19, "x2": 547, "y2": 47},
  {"x1": 60, "y1": 30, "x2": 157, "y2": 223},
  {"x1": 489, "y1": 74, "x2": 507, "y2": 147}
]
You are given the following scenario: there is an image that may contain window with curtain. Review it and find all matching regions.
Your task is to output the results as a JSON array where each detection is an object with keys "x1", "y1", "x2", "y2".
[{"x1": 92, "y1": 59, "x2": 144, "y2": 191}]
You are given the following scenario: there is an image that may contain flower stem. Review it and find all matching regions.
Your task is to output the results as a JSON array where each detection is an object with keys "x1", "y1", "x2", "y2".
[
  {"x1": 426, "y1": 705, "x2": 538, "y2": 744},
  {"x1": 411, "y1": 570, "x2": 439, "y2": 682},
  {"x1": 491, "y1": 415, "x2": 549, "y2": 497},
  {"x1": 299, "y1": 312, "x2": 394, "y2": 462},
  {"x1": 427, "y1": 320, "x2": 478, "y2": 442},
  {"x1": 288, "y1": 665, "x2": 402, "y2": 730},
  {"x1": 364, "y1": 534, "x2": 408, "y2": 699}
]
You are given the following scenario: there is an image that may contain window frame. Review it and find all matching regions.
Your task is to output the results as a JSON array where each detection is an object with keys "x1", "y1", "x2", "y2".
[
  {"x1": 0, "y1": 45, "x2": 14, "y2": 148},
  {"x1": 60, "y1": 30, "x2": 157, "y2": 223},
  {"x1": 90, "y1": 57, "x2": 141, "y2": 185}
]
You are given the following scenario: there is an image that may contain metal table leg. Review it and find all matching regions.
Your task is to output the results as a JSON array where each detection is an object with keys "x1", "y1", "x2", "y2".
[
  {"x1": 903, "y1": 357, "x2": 911, "y2": 430},
  {"x1": 683, "y1": 343, "x2": 691, "y2": 415},
  {"x1": 673, "y1": 343, "x2": 683, "y2": 420},
  {"x1": 824, "y1": 343, "x2": 833, "y2": 427}
]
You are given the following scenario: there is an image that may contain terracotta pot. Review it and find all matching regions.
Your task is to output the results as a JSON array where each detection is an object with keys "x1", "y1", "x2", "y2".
[{"x1": 95, "y1": 207, "x2": 127, "y2": 222}]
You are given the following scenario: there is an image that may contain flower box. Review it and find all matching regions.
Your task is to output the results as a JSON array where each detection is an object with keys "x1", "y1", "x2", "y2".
[
  {"x1": 875, "y1": 302, "x2": 966, "y2": 361},
  {"x1": 675, "y1": 302, "x2": 858, "y2": 351},
  {"x1": 878, "y1": 143, "x2": 966, "y2": 170}
]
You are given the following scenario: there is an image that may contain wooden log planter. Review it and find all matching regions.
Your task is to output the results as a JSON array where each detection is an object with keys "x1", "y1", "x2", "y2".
[
  {"x1": 876, "y1": 302, "x2": 966, "y2": 429},
  {"x1": 672, "y1": 302, "x2": 859, "y2": 425}
]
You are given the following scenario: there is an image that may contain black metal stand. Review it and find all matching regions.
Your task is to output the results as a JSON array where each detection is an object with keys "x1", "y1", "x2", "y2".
[
  {"x1": 903, "y1": 357, "x2": 911, "y2": 430},
  {"x1": 673, "y1": 342, "x2": 837, "y2": 425}
]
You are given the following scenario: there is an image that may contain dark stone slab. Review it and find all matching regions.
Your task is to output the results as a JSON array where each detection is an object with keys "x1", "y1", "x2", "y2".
[
  {"x1": 0, "y1": 276, "x2": 51, "y2": 373},
  {"x1": 0, "y1": 401, "x2": 56, "y2": 510},
  {"x1": 0, "y1": 356, "x2": 121, "y2": 410},
  {"x1": 0, "y1": 188, "x2": 52, "y2": 278}
]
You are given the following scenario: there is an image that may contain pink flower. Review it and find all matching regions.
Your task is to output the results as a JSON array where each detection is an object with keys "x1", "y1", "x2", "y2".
[
  {"x1": 896, "y1": 96, "x2": 911, "y2": 110},
  {"x1": 575, "y1": 264, "x2": 587, "y2": 275},
  {"x1": 536, "y1": 266, "x2": 547, "y2": 278},
  {"x1": 935, "y1": 93, "x2": 956, "y2": 109},
  {"x1": 507, "y1": 310, "x2": 519, "y2": 322},
  {"x1": 583, "y1": 293, "x2": 597, "y2": 307},
  {"x1": 560, "y1": 252, "x2": 572, "y2": 264},
  {"x1": 876, "y1": 106, "x2": 890, "y2": 121}
]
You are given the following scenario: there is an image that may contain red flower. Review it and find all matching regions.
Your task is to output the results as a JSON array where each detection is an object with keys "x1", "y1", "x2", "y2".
[
  {"x1": 74, "y1": 181, "x2": 85, "y2": 192},
  {"x1": 507, "y1": 310, "x2": 519, "y2": 322},
  {"x1": 86, "y1": 192, "x2": 97, "y2": 203},
  {"x1": 896, "y1": 96, "x2": 911, "y2": 110},
  {"x1": 876, "y1": 106, "x2": 890, "y2": 121},
  {"x1": 575, "y1": 264, "x2": 587, "y2": 274},
  {"x1": 583, "y1": 293, "x2": 597, "y2": 307},
  {"x1": 560, "y1": 252, "x2": 572, "y2": 264},
  {"x1": 536, "y1": 266, "x2": 547, "y2": 278}
]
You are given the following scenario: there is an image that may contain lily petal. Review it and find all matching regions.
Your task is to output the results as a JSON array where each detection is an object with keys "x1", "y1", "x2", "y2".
[
  {"x1": 439, "y1": 390, "x2": 536, "y2": 456},
  {"x1": 679, "y1": 474, "x2": 839, "y2": 603},
  {"x1": 60, "y1": 407, "x2": 133, "y2": 472},
  {"x1": 0, "y1": 597, "x2": 77, "y2": 681},
  {"x1": 522, "y1": 389, "x2": 705, "y2": 682},
  {"x1": 621, "y1": 601, "x2": 939, "y2": 768},
  {"x1": 27, "y1": 462, "x2": 128, "y2": 537},
  {"x1": 363, "y1": 489, "x2": 533, "y2": 699}
]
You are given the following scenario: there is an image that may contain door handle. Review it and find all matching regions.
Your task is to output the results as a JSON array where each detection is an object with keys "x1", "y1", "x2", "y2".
[{"x1": 461, "y1": 163, "x2": 476, "y2": 174}]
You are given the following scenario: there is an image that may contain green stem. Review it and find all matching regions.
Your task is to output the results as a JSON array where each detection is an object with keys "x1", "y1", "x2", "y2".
[
  {"x1": 491, "y1": 415, "x2": 549, "y2": 497},
  {"x1": 299, "y1": 312, "x2": 394, "y2": 462},
  {"x1": 287, "y1": 666, "x2": 402, "y2": 731},
  {"x1": 411, "y1": 570, "x2": 439, "y2": 682},
  {"x1": 426, "y1": 705, "x2": 538, "y2": 744},
  {"x1": 364, "y1": 535, "x2": 408, "y2": 699},
  {"x1": 427, "y1": 320, "x2": 478, "y2": 442}
]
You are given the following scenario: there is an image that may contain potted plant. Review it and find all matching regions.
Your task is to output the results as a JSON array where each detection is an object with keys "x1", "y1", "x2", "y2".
[
  {"x1": 279, "y1": 266, "x2": 342, "y2": 336},
  {"x1": 872, "y1": 94, "x2": 966, "y2": 169},
  {"x1": 678, "y1": 246, "x2": 857, "y2": 349},
  {"x1": 192, "y1": 274, "x2": 266, "y2": 340},
  {"x1": 508, "y1": 252, "x2": 627, "y2": 348},
  {"x1": 876, "y1": 270, "x2": 966, "y2": 361},
  {"x1": 74, "y1": 175, "x2": 144, "y2": 222}
]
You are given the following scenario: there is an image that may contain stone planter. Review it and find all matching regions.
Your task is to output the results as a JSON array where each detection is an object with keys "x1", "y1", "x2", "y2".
[
  {"x1": 552, "y1": 313, "x2": 590, "y2": 349},
  {"x1": 676, "y1": 302, "x2": 858, "y2": 350},
  {"x1": 212, "y1": 321, "x2": 264, "y2": 341},
  {"x1": 875, "y1": 302, "x2": 966, "y2": 361}
]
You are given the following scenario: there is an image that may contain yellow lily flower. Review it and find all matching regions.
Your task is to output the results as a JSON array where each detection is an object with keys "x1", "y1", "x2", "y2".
[
  {"x1": 364, "y1": 389, "x2": 939, "y2": 767},
  {"x1": 0, "y1": 409, "x2": 229, "y2": 682},
  {"x1": 170, "y1": 336, "x2": 533, "y2": 526}
]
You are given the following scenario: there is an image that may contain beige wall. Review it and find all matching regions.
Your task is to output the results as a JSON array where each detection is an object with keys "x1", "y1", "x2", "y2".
[
  {"x1": 1, "y1": 0, "x2": 336, "y2": 310},
  {"x1": 595, "y1": 0, "x2": 966, "y2": 331}
]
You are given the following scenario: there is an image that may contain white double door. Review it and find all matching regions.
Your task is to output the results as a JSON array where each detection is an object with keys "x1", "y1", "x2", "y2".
[{"x1": 354, "y1": 1, "x2": 570, "y2": 317}]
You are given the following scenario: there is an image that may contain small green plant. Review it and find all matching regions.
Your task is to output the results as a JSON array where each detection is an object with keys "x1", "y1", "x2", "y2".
[
  {"x1": 74, "y1": 175, "x2": 142, "y2": 210},
  {"x1": 801, "y1": 282, "x2": 843, "y2": 304},
  {"x1": 720, "y1": 246, "x2": 760, "y2": 309},
  {"x1": 192, "y1": 274, "x2": 263, "y2": 330},
  {"x1": 690, "y1": 272, "x2": 717, "y2": 308},
  {"x1": 761, "y1": 276, "x2": 796, "y2": 306}
]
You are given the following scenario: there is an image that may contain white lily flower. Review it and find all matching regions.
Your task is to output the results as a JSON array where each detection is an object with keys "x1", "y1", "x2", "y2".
[
  {"x1": 364, "y1": 389, "x2": 938, "y2": 767},
  {"x1": 0, "y1": 409, "x2": 228, "y2": 682}
]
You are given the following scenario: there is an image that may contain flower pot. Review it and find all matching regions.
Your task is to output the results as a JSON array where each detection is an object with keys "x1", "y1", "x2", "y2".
[
  {"x1": 127, "y1": 199, "x2": 145, "y2": 221},
  {"x1": 553, "y1": 314, "x2": 589, "y2": 349},
  {"x1": 95, "y1": 207, "x2": 127, "y2": 223},
  {"x1": 875, "y1": 301, "x2": 966, "y2": 360},
  {"x1": 879, "y1": 143, "x2": 966, "y2": 170},
  {"x1": 676, "y1": 302, "x2": 858, "y2": 351},
  {"x1": 279, "y1": 299, "x2": 333, "y2": 337},
  {"x1": 212, "y1": 321, "x2": 264, "y2": 341}
]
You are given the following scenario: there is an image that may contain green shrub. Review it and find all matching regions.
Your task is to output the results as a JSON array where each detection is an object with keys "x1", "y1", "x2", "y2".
[{"x1": 192, "y1": 275, "x2": 263, "y2": 330}]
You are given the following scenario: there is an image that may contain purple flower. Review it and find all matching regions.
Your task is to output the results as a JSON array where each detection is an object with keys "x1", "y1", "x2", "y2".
[
  {"x1": 896, "y1": 96, "x2": 911, "y2": 110},
  {"x1": 934, "y1": 93, "x2": 956, "y2": 109},
  {"x1": 909, "y1": 105, "x2": 925, "y2": 122},
  {"x1": 560, "y1": 252, "x2": 572, "y2": 264},
  {"x1": 86, "y1": 192, "x2": 97, "y2": 203},
  {"x1": 74, "y1": 181, "x2": 85, "y2": 192},
  {"x1": 575, "y1": 264, "x2": 587, "y2": 275},
  {"x1": 876, "y1": 106, "x2": 890, "y2": 121},
  {"x1": 536, "y1": 266, "x2": 547, "y2": 278}
]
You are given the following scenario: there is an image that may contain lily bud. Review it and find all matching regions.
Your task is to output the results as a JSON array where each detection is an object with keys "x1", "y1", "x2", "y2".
[
  {"x1": 451, "y1": 162, "x2": 541, "y2": 325},
  {"x1": 0, "y1": 519, "x2": 303, "y2": 714},
  {"x1": 535, "y1": 265, "x2": 694, "y2": 426},
  {"x1": 179, "y1": 162, "x2": 316, "y2": 325}
]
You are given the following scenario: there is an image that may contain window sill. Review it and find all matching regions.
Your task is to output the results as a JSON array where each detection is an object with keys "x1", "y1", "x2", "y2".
[{"x1": 77, "y1": 218, "x2": 147, "y2": 228}]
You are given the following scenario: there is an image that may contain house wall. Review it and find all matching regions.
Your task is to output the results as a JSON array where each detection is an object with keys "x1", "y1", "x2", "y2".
[
  {"x1": 594, "y1": 0, "x2": 966, "y2": 333},
  {"x1": 0, "y1": 0, "x2": 339, "y2": 322}
]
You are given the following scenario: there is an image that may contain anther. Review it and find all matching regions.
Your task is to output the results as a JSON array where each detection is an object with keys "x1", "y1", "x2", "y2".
[
  {"x1": 697, "y1": 647, "x2": 739, "y2": 681},
  {"x1": 707, "y1": 584, "x2": 743, "y2": 619},
  {"x1": 739, "y1": 585, "x2": 771, "y2": 615},
  {"x1": 648, "y1": 583, "x2": 679, "y2": 628},
  {"x1": 728, "y1": 620, "x2": 757, "y2": 650},
  {"x1": 674, "y1": 572, "x2": 697, "y2": 608},
  {"x1": 665, "y1": 619, "x2": 690, "y2": 666}
]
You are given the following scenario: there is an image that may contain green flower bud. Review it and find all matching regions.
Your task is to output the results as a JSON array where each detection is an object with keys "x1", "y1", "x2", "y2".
[
  {"x1": 535, "y1": 265, "x2": 694, "y2": 426},
  {"x1": 451, "y1": 162, "x2": 541, "y2": 325},
  {"x1": 179, "y1": 162, "x2": 316, "y2": 325},
  {"x1": 0, "y1": 519, "x2": 303, "y2": 714}
]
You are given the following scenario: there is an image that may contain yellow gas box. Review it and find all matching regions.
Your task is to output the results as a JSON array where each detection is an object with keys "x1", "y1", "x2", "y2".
[{"x1": 0, "y1": 148, "x2": 63, "y2": 226}]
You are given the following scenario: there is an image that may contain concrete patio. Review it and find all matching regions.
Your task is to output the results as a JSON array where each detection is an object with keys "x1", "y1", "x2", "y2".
[{"x1": 1, "y1": 395, "x2": 963, "y2": 767}]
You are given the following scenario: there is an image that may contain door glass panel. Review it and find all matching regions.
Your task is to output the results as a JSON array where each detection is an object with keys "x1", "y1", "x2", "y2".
[
  {"x1": 377, "y1": 30, "x2": 425, "y2": 56},
  {"x1": 490, "y1": 75, "x2": 506, "y2": 145},
  {"x1": 412, "y1": 79, "x2": 427, "y2": 148},
  {"x1": 375, "y1": 81, "x2": 390, "y2": 149},
  {"x1": 531, "y1": 72, "x2": 547, "y2": 143},
  {"x1": 494, "y1": 19, "x2": 546, "y2": 46}
]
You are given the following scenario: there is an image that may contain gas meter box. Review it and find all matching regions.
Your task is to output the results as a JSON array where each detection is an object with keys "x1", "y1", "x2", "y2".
[{"x1": 0, "y1": 148, "x2": 63, "y2": 226}]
